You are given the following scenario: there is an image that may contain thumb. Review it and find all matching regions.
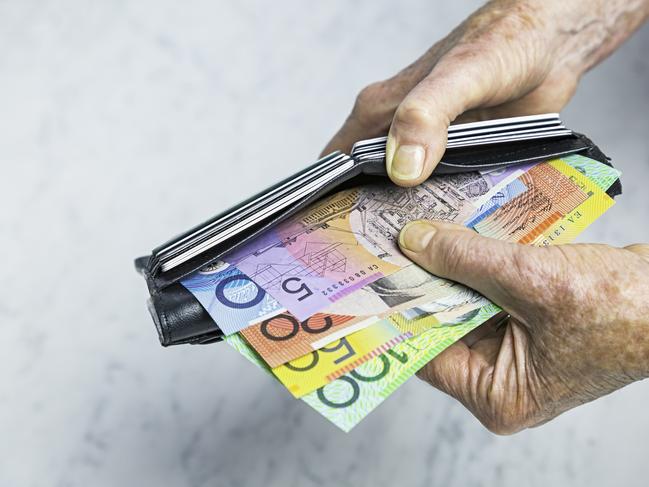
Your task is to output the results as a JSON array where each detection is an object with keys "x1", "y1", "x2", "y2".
[
  {"x1": 384, "y1": 51, "x2": 494, "y2": 186},
  {"x1": 385, "y1": 44, "x2": 538, "y2": 187},
  {"x1": 398, "y1": 220, "x2": 530, "y2": 307}
]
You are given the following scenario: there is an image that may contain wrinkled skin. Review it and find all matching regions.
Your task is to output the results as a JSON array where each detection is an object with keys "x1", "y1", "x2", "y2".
[
  {"x1": 322, "y1": 0, "x2": 649, "y2": 186},
  {"x1": 398, "y1": 221, "x2": 649, "y2": 434},
  {"x1": 322, "y1": 0, "x2": 649, "y2": 434}
]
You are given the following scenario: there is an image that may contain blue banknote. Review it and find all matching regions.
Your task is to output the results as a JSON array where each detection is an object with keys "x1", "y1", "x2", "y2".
[
  {"x1": 181, "y1": 261, "x2": 283, "y2": 335},
  {"x1": 465, "y1": 178, "x2": 528, "y2": 228}
]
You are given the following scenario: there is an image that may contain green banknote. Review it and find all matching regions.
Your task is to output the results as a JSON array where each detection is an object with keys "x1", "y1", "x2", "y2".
[
  {"x1": 227, "y1": 304, "x2": 502, "y2": 431},
  {"x1": 560, "y1": 154, "x2": 621, "y2": 191},
  {"x1": 226, "y1": 333, "x2": 273, "y2": 373},
  {"x1": 300, "y1": 304, "x2": 501, "y2": 431}
]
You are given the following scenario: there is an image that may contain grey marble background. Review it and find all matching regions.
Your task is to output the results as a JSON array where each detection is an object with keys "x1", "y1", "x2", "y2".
[{"x1": 1, "y1": 1, "x2": 648, "y2": 486}]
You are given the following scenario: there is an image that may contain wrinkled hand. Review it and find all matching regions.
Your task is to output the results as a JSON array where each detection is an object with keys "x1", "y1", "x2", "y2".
[
  {"x1": 322, "y1": 0, "x2": 648, "y2": 186},
  {"x1": 322, "y1": 0, "x2": 649, "y2": 433},
  {"x1": 398, "y1": 220, "x2": 649, "y2": 434}
]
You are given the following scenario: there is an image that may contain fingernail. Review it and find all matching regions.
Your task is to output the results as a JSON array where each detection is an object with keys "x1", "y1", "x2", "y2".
[
  {"x1": 399, "y1": 221, "x2": 437, "y2": 253},
  {"x1": 390, "y1": 144, "x2": 425, "y2": 181}
]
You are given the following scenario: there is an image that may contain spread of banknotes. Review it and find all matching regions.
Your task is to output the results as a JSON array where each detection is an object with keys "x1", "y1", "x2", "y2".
[{"x1": 180, "y1": 153, "x2": 620, "y2": 431}]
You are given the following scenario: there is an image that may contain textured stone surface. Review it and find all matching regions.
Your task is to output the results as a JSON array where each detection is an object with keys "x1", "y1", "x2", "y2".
[{"x1": 1, "y1": 1, "x2": 647, "y2": 486}]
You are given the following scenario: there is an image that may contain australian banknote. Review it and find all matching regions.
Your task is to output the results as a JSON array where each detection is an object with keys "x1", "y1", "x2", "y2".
[
  {"x1": 240, "y1": 263, "x2": 488, "y2": 367},
  {"x1": 269, "y1": 318, "x2": 412, "y2": 397},
  {"x1": 235, "y1": 155, "x2": 615, "y2": 363},
  {"x1": 180, "y1": 170, "x2": 510, "y2": 349},
  {"x1": 472, "y1": 162, "x2": 590, "y2": 243},
  {"x1": 226, "y1": 155, "x2": 618, "y2": 430},
  {"x1": 182, "y1": 255, "x2": 486, "y2": 365},
  {"x1": 181, "y1": 154, "x2": 617, "y2": 337},
  {"x1": 223, "y1": 170, "x2": 511, "y2": 320},
  {"x1": 529, "y1": 156, "x2": 619, "y2": 245},
  {"x1": 183, "y1": 154, "x2": 616, "y2": 348},
  {"x1": 227, "y1": 304, "x2": 502, "y2": 431},
  {"x1": 562, "y1": 153, "x2": 621, "y2": 191},
  {"x1": 470, "y1": 157, "x2": 617, "y2": 245},
  {"x1": 179, "y1": 260, "x2": 282, "y2": 336}
]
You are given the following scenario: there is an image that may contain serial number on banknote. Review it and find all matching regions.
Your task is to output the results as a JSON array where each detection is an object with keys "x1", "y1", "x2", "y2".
[{"x1": 321, "y1": 264, "x2": 381, "y2": 296}]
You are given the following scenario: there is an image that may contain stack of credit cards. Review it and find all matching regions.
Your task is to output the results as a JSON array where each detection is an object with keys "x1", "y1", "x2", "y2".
[{"x1": 149, "y1": 114, "x2": 571, "y2": 277}]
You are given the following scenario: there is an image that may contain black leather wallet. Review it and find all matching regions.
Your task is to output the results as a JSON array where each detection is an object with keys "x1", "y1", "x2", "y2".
[{"x1": 134, "y1": 114, "x2": 622, "y2": 346}]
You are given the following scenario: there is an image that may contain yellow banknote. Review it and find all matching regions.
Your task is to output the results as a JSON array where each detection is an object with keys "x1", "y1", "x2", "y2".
[
  {"x1": 531, "y1": 159, "x2": 615, "y2": 246},
  {"x1": 269, "y1": 318, "x2": 411, "y2": 398}
]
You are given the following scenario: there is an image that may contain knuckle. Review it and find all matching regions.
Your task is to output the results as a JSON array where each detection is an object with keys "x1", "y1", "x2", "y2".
[
  {"x1": 356, "y1": 82, "x2": 384, "y2": 102},
  {"x1": 352, "y1": 82, "x2": 389, "y2": 127},
  {"x1": 464, "y1": 2, "x2": 543, "y2": 46},
  {"x1": 445, "y1": 4, "x2": 551, "y2": 97},
  {"x1": 394, "y1": 100, "x2": 436, "y2": 129}
]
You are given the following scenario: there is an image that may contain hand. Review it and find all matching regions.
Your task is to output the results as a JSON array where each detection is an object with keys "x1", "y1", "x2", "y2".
[
  {"x1": 322, "y1": 0, "x2": 649, "y2": 186},
  {"x1": 397, "y1": 220, "x2": 649, "y2": 434}
]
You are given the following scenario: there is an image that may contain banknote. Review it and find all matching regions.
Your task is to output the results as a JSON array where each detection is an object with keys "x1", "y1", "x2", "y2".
[
  {"x1": 323, "y1": 261, "x2": 486, "y2": 318},
  {"x1": 302, "y1": 304, "x2": 502, "y2": 431},
  {"x1": 560, "y1": 154, "x2": 621, "y2": 191},
  {"x1": 181, "y1": 155, "x2": 617, "y2": 338},
  {"x1": 226, "y1": 304, "x2": 502, "y2": 431},
  {"x1": 240, "y1": 311, "x2": 365, "y2": 368},
  {"x1": 179, "y1": 261, "x2": 282, "y2": 335},
  {"x1": 241, "y1": 263, "x2": 488, "y2": 367},
  {"x1": 257, "y1": 298, "x2": 489, "y2": 396},
  {"x1": 181, "y1": 249, "x2": 491, "y2": 366},
  {"x1": 472, "y1": 163, "x2": 536, "y2": 207},
  {"x1": 223, "y1": 189, "x2": 401, "y2": 321},
  {"x1": 464, "y1": 178, "x2": 529, "y2": 228},
  {"x1": 466, "y1": 157, "x2": 615, "y2": 246},
  {"x1": 465, "y1": 155, "x2": 618, "y2": 229},
  {"x1": 268, "y1": 318, "x2": 413, "y2": 398},
  {"x1": 471, "y1": 162, "x2": 589, "y2": 243},
  {"x1": 223, "y1": 171, "x2": 500, "y2": 320},
  {"x1": 530, "y1": 158, "x2": 615, "y2": 246}
]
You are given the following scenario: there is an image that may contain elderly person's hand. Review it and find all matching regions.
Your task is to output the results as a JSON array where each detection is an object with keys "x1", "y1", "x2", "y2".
[
  {"x1": 321, "y1": 0, "x2": 649, "y2": 186},
  {"x1": 322, "y1": 0, "x2": 649, "y2": 433},
  {"x1": 398, "y1": 221, "x2": 649, "y2": 434}
]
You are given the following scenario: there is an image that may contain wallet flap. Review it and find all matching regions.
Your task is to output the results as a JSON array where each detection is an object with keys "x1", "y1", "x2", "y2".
[
  {"x1": 354, "y1": 134, "x2": 591, "y2": 175},
  {"x1": 143, "y1": 158, "x2": 365, "y2": 292}
]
